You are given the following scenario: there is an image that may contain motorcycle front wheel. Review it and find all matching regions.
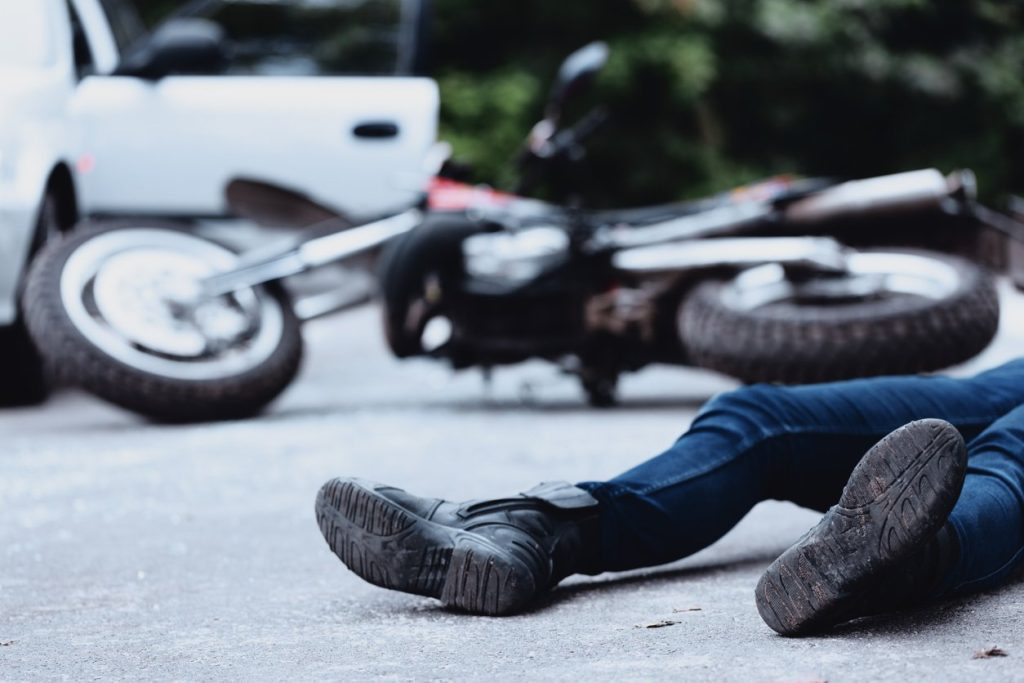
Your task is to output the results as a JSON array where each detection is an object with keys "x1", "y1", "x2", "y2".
[
  {"x1": 23, "y1": 223, "x2": 303, "y2": 422},
  {"x1": 679, "y1": 249, "x2": 1000, "y2": 384}
]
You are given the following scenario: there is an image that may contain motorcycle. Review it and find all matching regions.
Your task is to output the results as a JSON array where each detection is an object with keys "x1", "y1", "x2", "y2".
[{"x1": 22, "y1": 43, "x2": 1021, "y2": 421}]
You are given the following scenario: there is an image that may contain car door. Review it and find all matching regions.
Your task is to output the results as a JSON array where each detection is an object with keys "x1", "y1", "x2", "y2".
[{"x1": 69, "y1": 0, "x2": 439, "y2": 220}]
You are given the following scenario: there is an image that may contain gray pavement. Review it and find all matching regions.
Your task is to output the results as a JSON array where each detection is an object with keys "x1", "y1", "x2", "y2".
[{"x1": 2, "y1": 283, "x2": 1024, "y2": 681}]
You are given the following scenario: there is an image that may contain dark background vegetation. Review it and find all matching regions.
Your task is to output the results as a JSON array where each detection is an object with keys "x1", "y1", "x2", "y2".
[{"x1": 140, "y1": 0, "x2": 1024, "y2": 207}]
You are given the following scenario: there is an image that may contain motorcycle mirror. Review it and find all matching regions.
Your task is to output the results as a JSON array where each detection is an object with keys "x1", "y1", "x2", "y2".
[
  {"x1": 546, "y1": 41, "x2": 610, "y2": 122},
  {"x1": 225, "y1": 178, "x2": 344, "y2": 229}
]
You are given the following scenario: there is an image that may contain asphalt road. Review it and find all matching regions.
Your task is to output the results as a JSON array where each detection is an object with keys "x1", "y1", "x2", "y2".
[{"x1": 2, "y1": 283, "x2": 1024, "y2": 681}]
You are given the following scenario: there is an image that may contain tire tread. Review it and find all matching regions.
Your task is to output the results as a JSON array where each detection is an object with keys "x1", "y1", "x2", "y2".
[
  {"x1": 21, "y1": 223, "x2": 303, "y2": 422},
  {"x1": 680, "y1": 249, "x2": 999, "y2": 383}
]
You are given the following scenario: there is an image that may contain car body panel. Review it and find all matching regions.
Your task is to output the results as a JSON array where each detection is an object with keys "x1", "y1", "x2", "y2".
[
  {"x1": 0, "y1": 0, "x2": 438, "y2": 326},
  {"x1": 72, "y1": 75, "x2": 439, "y2": 218},
  {"x1": 0, "y1": 0, "x2": 78, "y2": 324},
  {"x1": 73, "y1": 0, "x2": 120, "y2": 74}
]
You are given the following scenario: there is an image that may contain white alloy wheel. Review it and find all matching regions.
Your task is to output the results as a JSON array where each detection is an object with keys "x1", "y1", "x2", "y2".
[{"x1": 23, "y1": 224, "x2": 303, "y2": 421}]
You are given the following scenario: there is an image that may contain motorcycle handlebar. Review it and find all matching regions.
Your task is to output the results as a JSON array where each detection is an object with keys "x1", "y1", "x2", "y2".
[
  {"x1": 541, "y1": 106, "x2": 610, "y2": 160},
  {"x1": 516, "y1": 107, "x2": 610, "y2": 195},
  {"x1": 782, "y1": 169, "x2": 967, "y2": 225}
]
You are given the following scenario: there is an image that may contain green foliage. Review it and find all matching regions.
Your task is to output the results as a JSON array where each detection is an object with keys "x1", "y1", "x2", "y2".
[
  {"x1": 434, "y1": 0, "x2": 1024, "y2": 205},
  {"x1": 135, "y1": 1, "x2": 178, "y2": 26}
]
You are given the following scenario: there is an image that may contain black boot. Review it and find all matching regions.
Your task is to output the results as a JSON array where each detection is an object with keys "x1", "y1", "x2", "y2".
[
  {"x1": 854, "y1": 521, "x2": 961, "y2": 614},
  {"x1": 756, "y1": 418, "x2": 967, "y2": 636},
  {"x1": 315, "y1": 478, "x2": 601, "y2": 615}
]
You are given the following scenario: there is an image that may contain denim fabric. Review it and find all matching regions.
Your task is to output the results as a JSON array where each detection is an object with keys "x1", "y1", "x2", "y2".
[{"x1": 578, "y1": 359, "x2": 1024, "y2": 597}]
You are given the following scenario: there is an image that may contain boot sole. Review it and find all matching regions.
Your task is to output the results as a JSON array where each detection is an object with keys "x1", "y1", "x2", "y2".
[
  {"x1": 315, "y1": 478, "x2": 536, "y2": 616},
  {"x1": 755, "y1": 418, "x2": 967, "y2": 636}
]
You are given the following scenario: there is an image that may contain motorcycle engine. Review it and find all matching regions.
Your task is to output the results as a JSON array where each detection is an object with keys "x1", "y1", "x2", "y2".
[{"x1": 454, "y1": 226, "x2": 585, "y2": 360}]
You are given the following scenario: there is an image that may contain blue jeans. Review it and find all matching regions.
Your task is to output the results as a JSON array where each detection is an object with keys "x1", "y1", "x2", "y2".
[{"x1": 578, "y1": 359, "x2": 1024, "y2": 597}]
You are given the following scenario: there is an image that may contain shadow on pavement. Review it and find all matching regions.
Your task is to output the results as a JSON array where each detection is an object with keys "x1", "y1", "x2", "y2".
[
  {"x1": 818, "y1": 585, "x2": 1019, "y2": 640},
  {"x1": 322, "y1": 551, "x2": 783, "y2": 622},
  {"x1": 532, "y1": 552, "x2": 781, "y2": 611},
  {"x1": 264, "y1": 394, "x2": 713, "y2": 421}
]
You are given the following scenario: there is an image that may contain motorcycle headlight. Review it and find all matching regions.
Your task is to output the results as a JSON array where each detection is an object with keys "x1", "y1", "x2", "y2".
[{"x1": 463, "y1": 227, "x2": 570, "y2": 284}]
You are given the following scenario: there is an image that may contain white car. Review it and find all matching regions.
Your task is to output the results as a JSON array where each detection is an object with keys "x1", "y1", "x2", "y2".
[{"x1": 0, "y1": 0, "x2": 438, "y2": 404}]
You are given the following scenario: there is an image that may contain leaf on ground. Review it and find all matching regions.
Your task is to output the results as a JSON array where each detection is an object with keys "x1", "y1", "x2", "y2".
[
  {"x1": 636, "y1": 619, "x2": 679, "y2": 629},
  {"x1": 672, "y1": 607, "x2": 702, "y2": 613},
  {"x1": 973, "y1": 646, "x2": 1008, "y2": 660}
]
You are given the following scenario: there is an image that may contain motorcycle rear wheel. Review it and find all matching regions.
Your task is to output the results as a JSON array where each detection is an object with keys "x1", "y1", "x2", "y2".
[
  {"x1": 679, "y1": 249, "x2": 999, "y2": 384},
  {"x1": 22, "y1": 223, "x2": 303, "y2": 422}
]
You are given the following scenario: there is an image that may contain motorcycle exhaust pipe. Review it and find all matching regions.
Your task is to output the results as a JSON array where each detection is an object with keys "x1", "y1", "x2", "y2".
[{"x1": 783, "y1": 168, "x2": 968, "y2": 225}]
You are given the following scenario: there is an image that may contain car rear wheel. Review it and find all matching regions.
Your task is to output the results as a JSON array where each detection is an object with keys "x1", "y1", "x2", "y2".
[{"x1": 0, "y1": 191, "x2": 66, "y2": 406}]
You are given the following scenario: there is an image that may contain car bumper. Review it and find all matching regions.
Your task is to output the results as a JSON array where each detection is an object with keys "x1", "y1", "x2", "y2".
[{"x1": 0, "y1": 190, "x2": 38, "y2": 326}]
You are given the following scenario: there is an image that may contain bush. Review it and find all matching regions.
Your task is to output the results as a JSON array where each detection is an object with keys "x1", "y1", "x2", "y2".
[{"x1": 434, "y1": 0, "x2": 1024, "y2": 206}]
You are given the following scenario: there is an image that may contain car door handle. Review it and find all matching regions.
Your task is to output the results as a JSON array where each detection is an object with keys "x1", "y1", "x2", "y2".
[{"x1": 353, "y1": 121, "x2": 400, "y2": 139}]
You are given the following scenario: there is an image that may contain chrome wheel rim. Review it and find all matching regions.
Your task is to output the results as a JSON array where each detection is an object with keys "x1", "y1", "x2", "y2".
[
  {"x1": 721, "y1": 251, "x2": 963, "y2": 312},
  {"x1": 60, "y1": 229, "x2": 285, "y2": 381}
]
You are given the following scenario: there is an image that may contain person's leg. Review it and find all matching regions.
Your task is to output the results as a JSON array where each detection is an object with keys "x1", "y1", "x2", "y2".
[
  {"x1": 578, "y1": 358, "x2": 1024, "y2": 572},
  {"x1": 315, "y1": 477, "x2": 602, "y2": 615},
  {"x1": 935, "y1": 403, "x2": 1024, "y2": 596},
  {"x1": 314, "y1": 358, "x2": 1024, "y2": 616},
  {"x1": 755, "y1": 418, "x2": 968, "y2": 635},
  {"x1": 755, "y1": 404, "x2": 1024, "y2": 635}
]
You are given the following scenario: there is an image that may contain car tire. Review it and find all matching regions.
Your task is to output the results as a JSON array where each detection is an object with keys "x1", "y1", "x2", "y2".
[
  {"x1": 0, "y1": 320, "x2": 48, "y2": 406},
  {"x1": 0, "y1": 191, "x2": 66, "y2": 407}
]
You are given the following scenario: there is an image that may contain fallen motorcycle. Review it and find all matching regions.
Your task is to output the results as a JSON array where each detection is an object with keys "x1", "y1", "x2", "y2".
[{"x1": 21, "y1": 44, "x2": 1020, "y2": 421}]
